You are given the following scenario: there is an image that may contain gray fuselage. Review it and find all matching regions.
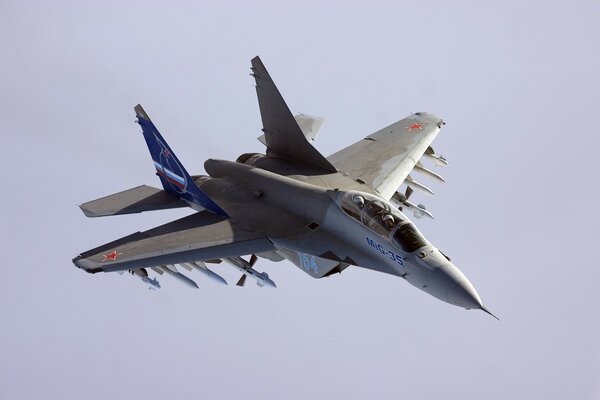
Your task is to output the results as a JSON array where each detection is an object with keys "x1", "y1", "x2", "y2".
[{"x1": 201, "y1": 158, "x2": 484, "y2": 310}]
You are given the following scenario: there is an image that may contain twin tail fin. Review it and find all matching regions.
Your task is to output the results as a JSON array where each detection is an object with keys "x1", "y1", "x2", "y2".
[{"x1": 134, "y1": 105, "x2": 228, "y2": 217}]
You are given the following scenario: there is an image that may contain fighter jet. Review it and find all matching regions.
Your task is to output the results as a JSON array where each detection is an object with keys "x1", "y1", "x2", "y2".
[{"x1": 73, "y1": 56, "x2": 496, "y2": 318}]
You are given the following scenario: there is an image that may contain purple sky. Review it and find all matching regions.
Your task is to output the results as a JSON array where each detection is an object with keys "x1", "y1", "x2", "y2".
[{"x1": 1, "y1": 1, "x2": 599, "y2": 399}]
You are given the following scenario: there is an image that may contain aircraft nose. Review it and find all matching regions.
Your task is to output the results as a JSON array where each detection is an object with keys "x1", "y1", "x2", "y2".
[{"x1": 438, "y1": 262, "x2": 483, "y2": 310}]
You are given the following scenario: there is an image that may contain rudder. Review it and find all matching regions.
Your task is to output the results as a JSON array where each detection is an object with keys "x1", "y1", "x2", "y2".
[
  {"x1": 134, "y1": 104, "x2": 228, "y2": 217},
  {"x1": 250, "y1": 56, "x2": 336, "y2": 172}
]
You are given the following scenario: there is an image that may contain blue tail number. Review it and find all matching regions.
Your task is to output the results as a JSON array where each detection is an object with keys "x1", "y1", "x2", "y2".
[{"x1": 134, "y1": 105, "x2": 228, "y2": 217}]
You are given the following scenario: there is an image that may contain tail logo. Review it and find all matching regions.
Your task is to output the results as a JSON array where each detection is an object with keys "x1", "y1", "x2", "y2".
[{"x1": 153, "y1": 138, "x2": 188, "y2": 194}]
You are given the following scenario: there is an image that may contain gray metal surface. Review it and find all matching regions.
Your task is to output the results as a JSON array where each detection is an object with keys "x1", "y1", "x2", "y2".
[
  {"x1": 251, "y1": 56, "x2": 336, "y2": 172},
  {"x1": 73, "y1": 210, "x2": 275, "y2": 273},
  {"x1": 79, "y1": 185, "x2": 187, "y2": 217},
  {"x1": 73, "y1": 56, "x2": 491, "y2": 316},
  {"x1": 328, "y1": 112, "x2": 444, "y2": 199}
]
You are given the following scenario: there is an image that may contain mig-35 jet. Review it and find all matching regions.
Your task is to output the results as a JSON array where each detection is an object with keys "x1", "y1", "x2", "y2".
[{"x1": 73, "y1": 56, "x2": 496, "y2": 318}]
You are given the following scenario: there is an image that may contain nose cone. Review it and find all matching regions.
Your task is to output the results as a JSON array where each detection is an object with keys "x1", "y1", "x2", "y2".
[
  {"x1": 439, "y1": 263, "x2": 483, "y2": 310},
  {"x1": 412, "y1": 249, "x2": 497, "y2": 317},
  {"x1": 420, "y1": 250, "x2": 484, "y2": 310}
]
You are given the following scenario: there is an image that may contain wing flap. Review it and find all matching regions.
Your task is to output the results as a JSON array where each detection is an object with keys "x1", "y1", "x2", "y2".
[
  {"x1": 79, "y1": 185, "x2": 187, "y2": 217},
  {"x1": 73, "y1": 211, "x2": 275, "y2": 273},
  {"x1": 327, "y1": 112, "x2": 444, "y2": 199}
]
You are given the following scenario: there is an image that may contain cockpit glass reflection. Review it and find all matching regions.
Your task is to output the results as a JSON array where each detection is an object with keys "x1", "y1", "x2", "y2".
[
  {"x1": 393, "y1": 223, "x2": 428, "y2": 253},
  {"x1": 339, "y1": 192, "x2": 428, "y2": 252}
]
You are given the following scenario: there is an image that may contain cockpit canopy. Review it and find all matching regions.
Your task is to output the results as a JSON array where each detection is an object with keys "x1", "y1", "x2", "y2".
[{"x1": 339, "y1": 192, "x2": 429, "y2": 253}]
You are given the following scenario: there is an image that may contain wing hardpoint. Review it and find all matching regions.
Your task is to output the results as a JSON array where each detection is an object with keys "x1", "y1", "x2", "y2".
[
  {"x1": 327, "y1": 112, "x2": 445, "y2": 199},
  {"x1": 73, "y1": 211, "x2": 275, "y2": 273},
  {"x1": 251, "y1": 56, "x2": 336, "y2": 172}
]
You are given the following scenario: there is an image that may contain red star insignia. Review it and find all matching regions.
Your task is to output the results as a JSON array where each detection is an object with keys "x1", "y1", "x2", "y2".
[
  {"x1": 406, "y1": 122, "x2": 423, "y2": 131},
  {"x1": 101, "y1": 250, "x2": 121, "y2": 262}
]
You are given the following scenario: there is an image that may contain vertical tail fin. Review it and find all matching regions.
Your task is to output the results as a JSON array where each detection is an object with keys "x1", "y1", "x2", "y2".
[
  {"x1": 250, "y1": 56, "x2": 336, "y2": 172},
  {"x1": 134, "y1": 105, "x2": 228, "y2": 217}
]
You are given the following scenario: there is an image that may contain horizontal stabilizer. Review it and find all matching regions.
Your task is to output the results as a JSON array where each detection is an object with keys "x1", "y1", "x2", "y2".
[
  {"x1": 294, "y1": 113, "x2": 324, "y2": 141},
  {"x1": 79, "y1": 185, "x2": 187, "y2": 217},
  {"x1": 257, "y1": 113, "x2": 324, "y2": 145}
]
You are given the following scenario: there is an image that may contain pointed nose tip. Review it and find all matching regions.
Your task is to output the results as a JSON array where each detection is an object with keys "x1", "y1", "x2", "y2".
[
  {"x1": 441, "y1": 264, "x2": 483, "y2": 310},
  {"x1": 480, "y1": 306, "x2": 500, "y2": 320},
  {"x1": 452, "y1": 279, "x2": 483, "y2": 310}
]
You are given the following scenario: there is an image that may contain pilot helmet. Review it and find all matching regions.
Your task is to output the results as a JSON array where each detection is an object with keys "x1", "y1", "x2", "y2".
[
  {"x1": 352, "y1": 195, "x2": 365, "y2": 207},
  {"x1": 382, "y1": 214, "x2": 395, "y2": 227}
]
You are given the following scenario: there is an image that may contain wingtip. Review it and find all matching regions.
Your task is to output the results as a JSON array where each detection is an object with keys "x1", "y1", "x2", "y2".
[{"x1": 78, "y1": 204, "x2": 98, "y2": 218}]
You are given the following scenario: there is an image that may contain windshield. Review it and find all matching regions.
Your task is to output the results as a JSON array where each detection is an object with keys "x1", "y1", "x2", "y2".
[
  {"x1": 339, "y1": 192, "x2": 428, "y2": 252},
  {"x1": 339, "y1": 192, "x2": 406, "y2": 237},
  {"x1": 392, "y1": 223, "x2": 428, "y2": 253},
  {"x1": 362, "y1": 200, "x2": 394, "y2": 236},
  {"x1": 340, "y1": 193, "x2": 365, "y2": 220}
]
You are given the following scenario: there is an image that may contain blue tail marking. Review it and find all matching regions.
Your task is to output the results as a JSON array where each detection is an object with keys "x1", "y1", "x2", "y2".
[{"x1": 134, "y1": 104, "x2": 229, "y2": 217}]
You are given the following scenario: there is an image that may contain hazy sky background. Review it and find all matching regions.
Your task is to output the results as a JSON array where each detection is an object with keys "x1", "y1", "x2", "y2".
[{"x1": 1, "y1": 1, "x2": 599, "y2": 399}]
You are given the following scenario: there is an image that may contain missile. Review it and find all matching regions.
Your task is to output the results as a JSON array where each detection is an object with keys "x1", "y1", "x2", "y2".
[
  {"x1": 391, "y1": 191, "x2": 435, "y2": 219},
  {"x1": 414, "y1": 162, "x2": 445, "y2": 183},
  {"x1": 179, "y1": 263, "x2": 194, "y2": 272},
  {"x1": 423, "y1": 151, "x2": 448, "y2": 166},
  {"x1": 409, "y1": 202, "x2": 434, "y2": 219},
  {"x1": 424, "y1": 153, "x2": 448, "y2": 166},
  {"x1": 183, "y1": 262, "x2": 228, "y2": 286},
  {"x1": 150, "y1": 266, "x2": 164, "y2": 275},
  {"x1": 405, "y1": 175, "x2": 434, "y2": 196},
  {"x1": 224, "y1": 256, "x2": 276, "y2": 288},
  {"x1": 128, "y1": 268, "x2": 161, "y2": 290},
  {"x1": 141, "y1": 276, "x2": 161, "y2": 290},
  {"x1": 160, "y1": 265, "x2": 199, "y2": 289}
]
